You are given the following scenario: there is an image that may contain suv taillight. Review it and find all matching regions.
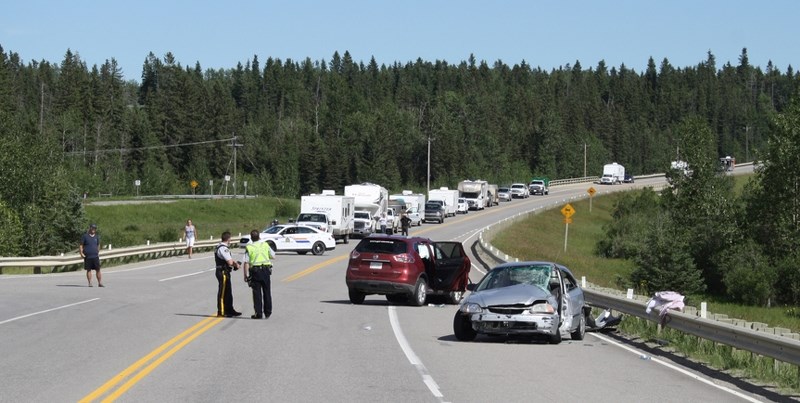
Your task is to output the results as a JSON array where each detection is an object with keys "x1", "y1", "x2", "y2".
[
  {"x1": 350, "y1": 250, "x2": 360, "y2": 259},
  {"x1": 393, "y1": 253, "x2": 415, "y2": 263}
]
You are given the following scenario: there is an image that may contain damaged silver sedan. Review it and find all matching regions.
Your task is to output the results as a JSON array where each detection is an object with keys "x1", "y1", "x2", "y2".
[{"x1": 453, "y1": 261, "x2": 586, "y2": 344}]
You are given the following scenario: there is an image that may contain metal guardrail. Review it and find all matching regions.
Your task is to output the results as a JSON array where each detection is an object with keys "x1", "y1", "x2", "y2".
[{"x1": 0, "y1": 239, "x2": 222, "y2": 274}]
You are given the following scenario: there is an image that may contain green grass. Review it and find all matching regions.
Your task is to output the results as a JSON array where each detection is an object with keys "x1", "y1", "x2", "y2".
[{"x1": 84, "y1": 197, "x2": 299, "y2": 248}]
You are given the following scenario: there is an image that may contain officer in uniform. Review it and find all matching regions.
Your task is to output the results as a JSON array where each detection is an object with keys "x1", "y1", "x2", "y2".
[
  {"x1": 214, "y1": 231, "x2": 241, "y2": 317},
  {"x1": 243, "y1": 229, "x2": 275, "y2": 319}
]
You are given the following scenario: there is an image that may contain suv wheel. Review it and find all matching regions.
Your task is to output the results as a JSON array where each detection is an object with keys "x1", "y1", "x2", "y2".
[
  {"x1": 410, "y1": 277, "x2": 428, "y2": 306},
  {"x1": 447, "y1": 290, "x2": 463, "y2": 304},
  {"x1": 349, "y1": 289, "x2": 366, "y2": 304}
]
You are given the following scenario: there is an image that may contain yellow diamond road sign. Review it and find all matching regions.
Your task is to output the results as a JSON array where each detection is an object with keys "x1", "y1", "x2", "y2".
[
  {"x1": 588, "y1": 187, "x2": 596, "y2": 197},
  {"x1": 561, "y1": 203, "x2": 575, "y2": 218}
]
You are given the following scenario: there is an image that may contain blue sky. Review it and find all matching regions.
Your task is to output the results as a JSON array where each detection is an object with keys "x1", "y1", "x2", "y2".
[{"x1": 2, "y1": 0, "x2": 798, "y2": 82}]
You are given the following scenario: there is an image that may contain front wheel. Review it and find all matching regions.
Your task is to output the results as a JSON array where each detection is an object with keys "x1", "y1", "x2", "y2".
[
  {"x1": 311, "y1": 241, "x2": 325, "y2": 255},
  {"x1": 343, "y1": 234, "x2": 349, "y2": 244},
  {"x1": 453, "y1": 312, "x2": 477, "y2": 341},
  {"x1": 410, "y1": 277, "x2": 428, "y2": 306}
]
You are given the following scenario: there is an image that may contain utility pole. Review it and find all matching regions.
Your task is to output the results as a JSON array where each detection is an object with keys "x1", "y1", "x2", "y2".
[
  {"x1": 230, "y1": 136, "x2": 244, "y2": 197},
  {"x1": 427, "y1": 135, "x2": 431, "y2": 191},
  {"x1": 583, "y1": 143, "x2": 587, "y2": 178}
]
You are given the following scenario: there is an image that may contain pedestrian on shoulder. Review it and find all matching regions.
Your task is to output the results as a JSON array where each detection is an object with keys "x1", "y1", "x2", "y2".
[
  {"x1": 243, "y1": 230, "x2": 276, "y2": 319},
  {"x1": 379, "y1": 213, "x2": 388, "y2": 234},
  {"x1": 184, "y1": 219, "x2": 196, "y2": 258},
  {"x1": 80, "y1": 224, "x2": 103, "y2": 287},
  {"x1": 400, "y1": 211, "x2": 411, "y2": 236},
  {"x1": 214, "y1": 231, "x2": 241, "y2": 317}
]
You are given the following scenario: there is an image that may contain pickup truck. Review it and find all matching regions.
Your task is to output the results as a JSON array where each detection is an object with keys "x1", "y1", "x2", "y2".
[
  {"x1": 528, "y1": 178, "x2": 550, "y2": 196},
  {"x1": 424, "y1": 200, "x2": 446, "y2": 224}
]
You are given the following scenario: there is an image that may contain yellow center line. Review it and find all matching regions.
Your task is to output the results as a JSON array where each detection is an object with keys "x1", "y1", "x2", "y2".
[
  {"x1": 79, "y1": 315, "x2": 222, "y2": 402},
  {"x1": 282, "y1": 254, "x2": 348, "y2": 282}
]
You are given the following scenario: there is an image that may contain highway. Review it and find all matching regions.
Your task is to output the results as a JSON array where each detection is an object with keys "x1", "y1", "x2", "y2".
[{"x1": 0, "y1": 170, "x2": 774, "y2": 402}]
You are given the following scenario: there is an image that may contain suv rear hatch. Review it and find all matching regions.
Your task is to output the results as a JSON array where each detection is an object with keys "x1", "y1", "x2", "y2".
[{"x1": 350, "y1": 238, "x2": 414, "y2": 282}]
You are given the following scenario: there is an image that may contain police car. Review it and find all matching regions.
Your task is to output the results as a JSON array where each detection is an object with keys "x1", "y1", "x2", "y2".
[{"x1": 240, "y1": 224, "x2": 336, "y2": 255}]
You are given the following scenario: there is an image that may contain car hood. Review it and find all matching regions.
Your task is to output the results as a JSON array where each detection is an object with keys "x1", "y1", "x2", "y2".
[{"x1": 466, "y1": 284, "x2": 553, "y2": 306}]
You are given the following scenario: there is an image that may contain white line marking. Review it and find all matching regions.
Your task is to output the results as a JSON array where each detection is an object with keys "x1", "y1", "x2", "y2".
[
  {"x1": 388, "y1": 306, "x2": 445, "y2": 401},
  {"x1": 0, "y1": 298, "x2": 100, "y2": 325},
  {"x1": 590, "y1": 332, "x2": 761, "y2": 402},
  {"x1": 158, "y1": 268, "x2": 214, "y2": 282}
]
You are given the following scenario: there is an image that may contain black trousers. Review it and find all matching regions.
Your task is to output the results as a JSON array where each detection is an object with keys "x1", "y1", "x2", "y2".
[
  {"x1": 250, "y1": 268, "x2": 272, "y2": 316},
  {"x1": 216, "y1": 268, "x2": 234, "y2": 315}
]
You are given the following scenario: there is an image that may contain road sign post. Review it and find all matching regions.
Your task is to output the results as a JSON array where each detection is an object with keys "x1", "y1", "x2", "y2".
[
  {"x1": 588, "y1": 187, "x2": 596, "y2": 212},
  {"x1": 560, "y1": 204, "x2": 575, "y2": 252}
]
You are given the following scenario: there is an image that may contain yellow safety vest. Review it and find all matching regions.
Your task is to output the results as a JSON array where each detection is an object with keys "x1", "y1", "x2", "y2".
[{"x1": 246, "y1": 242, "x2": 272, "y2": 266}]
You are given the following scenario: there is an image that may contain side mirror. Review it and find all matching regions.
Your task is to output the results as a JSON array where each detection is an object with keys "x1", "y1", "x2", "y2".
[
  {"x1": 466, "y1": 283, "x2": 477, "y2": 292},
  {"x1": 331, "y1": 220, "x2": 337, "y2": 225}
]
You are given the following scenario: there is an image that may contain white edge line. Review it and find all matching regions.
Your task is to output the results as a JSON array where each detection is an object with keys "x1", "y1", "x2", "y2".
[
  {"x1": 159, "y1": 268, "x2": 214, "y2": 282},
  {"x1": 388, "y1": 306, "x2": 445, "y2": 400},
  {"x1": 590, "y1": 332, "x2": 762, "y2": 403},
  {"x1": 0, "y1": 298, "x2": 100, "y2": 325}
]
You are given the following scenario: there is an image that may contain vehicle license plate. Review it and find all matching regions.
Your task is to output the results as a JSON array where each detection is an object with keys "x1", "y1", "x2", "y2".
[{"x1": 369, "y1": 261, "x2": 382, "y2": 270}]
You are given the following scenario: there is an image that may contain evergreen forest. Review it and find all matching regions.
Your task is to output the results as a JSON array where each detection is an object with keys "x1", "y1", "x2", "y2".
[{"x1": 2, "y1": 45, "x2": 800, "y2": 306}]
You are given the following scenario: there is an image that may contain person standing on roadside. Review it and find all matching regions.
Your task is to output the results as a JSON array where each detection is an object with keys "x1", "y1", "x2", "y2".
[
  {"x1": 400, "y1": 211, "x2": 411, "y2": 236},
  {"x1": 243, "y1": 230, "x2": 275, "y2": 319},
  {"x1": 80, "y1": 224, "x2": 103, "y2": 287},
  {"x1": 184, "y1": 219, "x2": 196, "y2": 259},
  {"x1": 379, "y1": 213, "x2": 388, "y2": 234},
  {"x1": 214, "y1": 231, "x2": 241, "y2": 317}
]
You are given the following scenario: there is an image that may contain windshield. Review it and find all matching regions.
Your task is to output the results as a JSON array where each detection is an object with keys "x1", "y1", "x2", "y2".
[
  {"x1": 262, "y1": 225, "x2": 284, "y2": 234},
  {"x1": 297, "y1": 213, "x2": 326, "y2": 222},
  {"x1": 461, "y1": 192, "x2": 479, "y2": 198},
  {"x1": 425, "y1": 202, "x2": 442, "y2": 209},
  {"x1": 511, "y1": 184, "x2": 525, "y2": 189},
  {"x1": 355, "y1": 239, "x2": 408, "y2": 254},
  {"x1": 458, "y1": 198, "x2": 466, "y2": 203},
  {"x1": 355, "y1": 212, "x2": 370, "y2": 219},
  {"x1": 476, "y1": 264, "x2": 553, "y2": 292},
  {"x1": 499, "y1": 188, "x2": 510, "y2": 192}
]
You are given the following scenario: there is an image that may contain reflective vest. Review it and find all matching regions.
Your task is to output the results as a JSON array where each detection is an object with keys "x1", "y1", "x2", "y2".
[{"x1": 246, "y1": 241, "x2": 272, "y2": 266}]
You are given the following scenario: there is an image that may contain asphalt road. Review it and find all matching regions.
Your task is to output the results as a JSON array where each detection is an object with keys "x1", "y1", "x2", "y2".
[{"x1": 0, "y1": 171, "x2": 778, "y2": 402}]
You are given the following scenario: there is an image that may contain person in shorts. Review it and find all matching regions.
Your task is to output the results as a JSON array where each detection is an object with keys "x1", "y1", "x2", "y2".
[
  {"x1": 184, "y1": 219, "x2": 196, "y2": 258},
  {"x1": 80, "y1": 224, "x2": 103, "y2": 287}
]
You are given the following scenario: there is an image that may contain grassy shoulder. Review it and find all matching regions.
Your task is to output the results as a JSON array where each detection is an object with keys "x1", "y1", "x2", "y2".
[
  {"x1": 492, "y1": 191, "x2": 800, "y2": 333},
  {"x1": 83, "y1": 197, "x2": 299, "y2": 248}
]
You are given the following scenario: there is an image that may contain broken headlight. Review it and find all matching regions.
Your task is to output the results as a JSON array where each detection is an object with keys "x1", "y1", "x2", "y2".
[
  {"x1": 528, "y1": 302, "x2": 555, "y2": 314},
  {"x1": 460, "y1": 303, "x2": 483, "y2": 314}
]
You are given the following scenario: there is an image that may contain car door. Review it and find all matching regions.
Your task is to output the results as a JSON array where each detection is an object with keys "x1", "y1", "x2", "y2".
[
  {"x1": 556, "y1": 265, "x2": 585, "y2": 332},
  {"x1": 430, "y1": 242, "x2": 471, "y2": 291}
]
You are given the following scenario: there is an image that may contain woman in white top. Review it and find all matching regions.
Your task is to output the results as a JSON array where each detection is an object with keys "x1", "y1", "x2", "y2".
[{"x1": 184, "y1": 219, "x2": 197, "y2": 258}]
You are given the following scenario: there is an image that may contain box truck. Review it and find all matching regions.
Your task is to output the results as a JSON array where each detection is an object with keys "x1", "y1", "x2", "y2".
[
  {"x1": 428, "y1": 187, "x2": 459, "y2": 217},
  {"x1": 457, "y1": 180, "x2": 489, "y2": 210}
]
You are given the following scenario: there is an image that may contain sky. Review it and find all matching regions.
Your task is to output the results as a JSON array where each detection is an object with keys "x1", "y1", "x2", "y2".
[{"x1": 2, "y1": 0, "x2": 798, "y2": 83}]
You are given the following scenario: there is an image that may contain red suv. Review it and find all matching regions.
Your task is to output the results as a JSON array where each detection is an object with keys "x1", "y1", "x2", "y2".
[{"x1": 345, "y1": 235, "x2": 471, "y2": 306}]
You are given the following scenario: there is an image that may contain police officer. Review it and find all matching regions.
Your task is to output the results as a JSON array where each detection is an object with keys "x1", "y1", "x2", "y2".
[
  {"x1": 214, "y1": 231, "x2": 241, "y2": 317},
  {"x1": 243, "y1": 230, "x2": 275, "y2": 319}
]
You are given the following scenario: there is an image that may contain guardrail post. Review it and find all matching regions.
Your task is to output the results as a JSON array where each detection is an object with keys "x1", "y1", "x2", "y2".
[{"x1": 34, "y1": 266, "x2": 41, "y2": 274}]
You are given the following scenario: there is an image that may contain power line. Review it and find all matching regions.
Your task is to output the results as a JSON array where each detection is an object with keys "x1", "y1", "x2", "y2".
[{"x1": 63, "y1": 137, "x2": 236, "y2": 156}]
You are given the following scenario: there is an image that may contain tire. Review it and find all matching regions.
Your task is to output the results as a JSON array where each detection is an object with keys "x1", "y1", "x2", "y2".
[
  {"x1": 447, "y1": 290, "x2": 464, "y2": 305},
  {"x1": 410, "y1": 277, "x2": 428, "y2": 306},
  {"x1": 267, "y1": 241, "x2": 276, "y2": 251},
  {"x1": 453, "y1": 312, "x2": 477, "y2": 341},
  {"x1": 348, "y1": 289, "x2": 365, "y2": 304},
  {"x1": 297, "y1": 251, "x2": 307, "y2": 255},
  {"x1": 311, "y1": 241, "x2": 325, "y2": 256},
  {"x1": 343, "y1": 234, "x2": 349, "y2": 244},
  {"x1": 571, "y1": 314, "x2": 586, "y2": 341},
  {"x1": 439, "y1": 218, "x2": 444, "y2": 224},
  {"x1": 549, "y1": 328, "x2": 563, "y2": 344}
]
